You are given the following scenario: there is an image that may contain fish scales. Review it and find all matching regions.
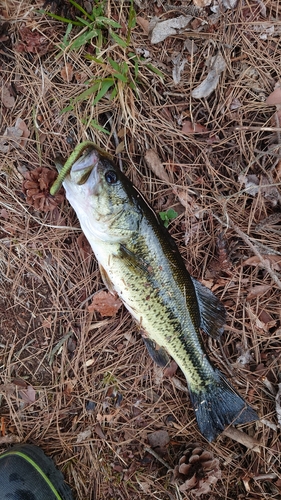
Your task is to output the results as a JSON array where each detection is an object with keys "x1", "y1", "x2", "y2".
[{"x1": 60, "y1": 146, "x2": 258, "y2": 441}]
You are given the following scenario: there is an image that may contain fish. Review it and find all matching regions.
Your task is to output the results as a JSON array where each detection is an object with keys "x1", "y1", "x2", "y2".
[{"x1": 60, "y1": 146, "x2": 258, "y2": 442}]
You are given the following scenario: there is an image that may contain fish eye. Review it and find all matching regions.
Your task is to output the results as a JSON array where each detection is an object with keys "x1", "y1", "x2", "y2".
[{"x1": 105, "y1": 170, "x2": 118, "y2": 184}]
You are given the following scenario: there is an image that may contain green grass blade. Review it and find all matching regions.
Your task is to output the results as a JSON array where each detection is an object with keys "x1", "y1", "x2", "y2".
[
  {"x1": 95, "y1": 16, "x2": 121, "y2": 28},
  {"x1": 108, "y1": 58, "x2": 121, "y2": 72},
  {"x1": 146, "y1": 64, "x2": 165, "y2": 79},
  {"x1": 68, "y1": 0, "x2": 93, "y2": 20},
  {"x1": 38, "y1": 10, "x2": 83, "y2": 26},
  {"x1": 112, "y1": 72, "x2": 128, "y2": 82},
  {"x1": 75, "y1": 16, "x2": 94, "y2": 28},
  {"x1": 109, "y1": 30, "x2": 127, "y2": 48},
  {"x1": 83, "y1": 119, "x2": 110, "y2": 134},
  {"x1": 72, "y1": 81, "x2": 102, "y2": 103},
  {"x1": 60, "y1": 104, "x2": 74, "y2": 113},
  {"x1": 70, "y1": 29, "x2": 99, "y2": 50},
  {"x1": 92, "y1": 79, "x2": 114, "y2": 105},
  {"x1": 110, "y1": 87, "x2": 118, "y2": 100}
]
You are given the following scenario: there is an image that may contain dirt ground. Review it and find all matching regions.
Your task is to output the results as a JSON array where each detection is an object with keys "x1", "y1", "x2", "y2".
[{"x1": 1, "y1": 1, "x2": 281, "y2": 498}]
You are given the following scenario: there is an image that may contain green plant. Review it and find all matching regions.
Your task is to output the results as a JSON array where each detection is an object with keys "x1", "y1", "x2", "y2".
[
  {"x1": 40, "y1": 0, "x2": 164, "y2": 131},
  {"x1": 159, "y1": 208, "x2": 178, "y2": 228}
]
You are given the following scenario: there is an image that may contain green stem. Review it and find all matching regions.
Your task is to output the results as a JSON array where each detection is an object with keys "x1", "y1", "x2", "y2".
[{"x1": 50, "y1": 141, "x2": 95, "y2": 196}]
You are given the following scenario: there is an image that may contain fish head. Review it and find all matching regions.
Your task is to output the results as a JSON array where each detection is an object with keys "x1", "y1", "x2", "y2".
[{"x1": 63, "y1": 147, "x2": 140, "y2": 242}]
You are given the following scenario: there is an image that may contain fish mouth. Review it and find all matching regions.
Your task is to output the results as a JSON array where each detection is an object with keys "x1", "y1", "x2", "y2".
[{"x1": 70, "y1": 147, "x2": 100, "y2": 186}]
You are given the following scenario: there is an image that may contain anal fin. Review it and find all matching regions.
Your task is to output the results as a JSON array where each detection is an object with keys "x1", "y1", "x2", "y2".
[{"x1": 142, "y1": 338, "x2": 171, "y2": 368}]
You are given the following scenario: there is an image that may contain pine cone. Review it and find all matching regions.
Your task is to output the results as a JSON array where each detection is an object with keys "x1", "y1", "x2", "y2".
[
  {"x1": 173, "y1": 442, "x2": 221, "y2": 497},
  {"x1": 22, "y1": 167, "x2": 64, "y2": 212}
]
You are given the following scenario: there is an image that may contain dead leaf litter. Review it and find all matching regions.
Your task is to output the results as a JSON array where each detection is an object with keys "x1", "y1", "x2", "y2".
[{"x1": 0, "y1": 0, "x2": 281, "y2": 499}]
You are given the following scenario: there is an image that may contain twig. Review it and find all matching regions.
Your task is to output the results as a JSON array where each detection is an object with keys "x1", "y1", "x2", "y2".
[
  {"x1": 144, "y1": 447, "x2": 172, "y2": 470},
  {"x1": 234, "y1": 126, "x2": 281, "y2": 132},
  {"x1": 253, "y1": 473, "x2": 277, "y2": 481},
  {"x1": 222, "y1": 427, "x2": 261, "y2": 452}
]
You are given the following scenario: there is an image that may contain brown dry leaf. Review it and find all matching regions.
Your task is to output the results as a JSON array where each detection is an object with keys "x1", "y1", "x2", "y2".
[
  {"x1": 174, "y1": 188, "x2": 200, "y2": 217},
  {"x1": 15, "y1": 117, "x2": 30, "y2": 147},
  {"x1": 0, "y1": 208, "x2": 9, "y2": 219},
  {"x1": 192, "y1": 52, "x2": 226, "y2": 99},
  {"x1": 1, "y1": 83, "x2": 15, "y2": 108},
  {"x1": 150, "y1": 15, "x2": 193, "y2": 45},
  {"x1": 14, "y1": 27, "x2": 51, "y2": 56},
  {"x1": 246, "y1": 284, "x2": 271, "y2": 301},
  {"x1": 136, "y1": 16, "x2": 150, "y2": 34},
  {"x1": 61, "y1": 62, "x2": 74, "y2": 83},
  {"x1": 266, "y1": 84, "x2": 281, "y2": 105},
  {"x1": 77, "y1": 233, "x2": 92, "y2": 261},
  {"x1": 182, "y1": 121, "x2": 208, "y2": 135},
  {"x1": 88, "y1": 290, "x2": 122, "y2": 316},
  {"x1": 74, "y1": 71, "x2": 88, "y2": 83},
  {"x1": 144, "y1": 149, "x2": 171, "y2": 183},
  {"x1": 94, "y1": 423, "x2": 106, "y2": 440},
  {"x1": 0, "y1": 126, "x2": 22, "y2": 152},
  {"x1": 19, "y1": 385, "x2": 36, "y2": 404},
  {"x1": 259, "y1": 309, "x2": 276, "y2": 327},
  {"x1": 164, "y1": 360, "x2": 178, "y2": 378},
  {"x1": 243, "y1": 255, "x2": 281, "y2": 271},
  {"x1": 76, "y1": 427, "x2": 92, "y2": 443},
  {"x1": 147, "y1": 430, "x2": 169, "y2": 449},
  {"x1": 239, "y1": 173, "x2": 281, "y2": 206},
  {"x1": 193, "y1": 0, "x2": 212, "y2": 7},
  {"x1": 42, "y1": 316, "x2": 52, "y2": 328}
]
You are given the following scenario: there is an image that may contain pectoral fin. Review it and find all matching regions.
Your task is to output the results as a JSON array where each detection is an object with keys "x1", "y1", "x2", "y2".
[
  {"x1": 191, "y1": 277, "x2": 226, "y2": 339},
  {"x1": 119, "y1": 244, "x2": 148, "y2": 274},
  {"x1": 142, "y1": 338, "x2": 171, "y2": 368}
]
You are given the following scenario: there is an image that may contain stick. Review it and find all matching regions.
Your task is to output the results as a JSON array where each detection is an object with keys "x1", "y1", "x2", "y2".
[{"x1": 222, "y1": 427, "x2": 261, "y2": 452}]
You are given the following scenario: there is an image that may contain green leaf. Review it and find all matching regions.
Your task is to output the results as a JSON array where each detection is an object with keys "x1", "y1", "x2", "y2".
[
  {"x1": 68, "y1": 0, "x2": 93, "y2": 20},
  {"x1": 49, "y1": 331, "x2": 73, "y2": 365},
  {"x1": 95, "y1": 16, "x2": 121, "y2": 28},
  {"x1": 110, "y1": 87, "x2": 118, "y2": 100},
  {"x1": 60, "y1": 104, "x2": 74, "y2": 113},
  {"x1": 70, "y1": 29, "x2": 99, "y2": 50},
  {"x1": 85, "y1": 54, "x2": 104, "y2": 64},
  {"x1": 128, "y1": 3, "x2": 136, "y2": 30},
  {"x1": 134, "y1": 60, "x2": 139, "y2": 79},
  {"x1": 72, "y1": 81, "x2": 103, "y2": 103},
  {"x1": 146, "y1": 63, "x2": 165, "y2": 79},
  {"x1": 81, "y1": 119, "x2": 110, "y2": 134},
  {"x1": 39, "y1": 10, "x2": 83, "y2": 26},
  {"x1": 110, "y1": 30, "x2": 127, "y2": 48},
  {"x1": 121, "y1": 62, "x2": 128, "y2": 75},
  {"x1": 75, "y1": 16, "x2": 94, "y2": 28},
  {"x1": 108, "y1": 58, "x2": 121, "y2": 72},
  {"x1": 112, "y1": 72, "x2": 128, "y2": 83},
  {"x1": 92, "y1": 79, "x2": 114, "y2": 105},
  {"x1": 159, "y1": 209, "x2": 178, "y2": 227},
  {"x1": 129, "y1": 81, "x2": 137, "y2": 92}
]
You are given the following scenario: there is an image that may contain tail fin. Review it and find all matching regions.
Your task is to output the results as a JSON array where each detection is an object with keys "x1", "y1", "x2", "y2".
[{"x1": 189, "y1": 370, "x2": 258, "y2": 442}]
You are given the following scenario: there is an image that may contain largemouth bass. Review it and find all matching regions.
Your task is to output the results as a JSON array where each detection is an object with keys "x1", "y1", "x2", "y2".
[{"x1": 60, "y1": 146, "x2": 258, "y2": 441}]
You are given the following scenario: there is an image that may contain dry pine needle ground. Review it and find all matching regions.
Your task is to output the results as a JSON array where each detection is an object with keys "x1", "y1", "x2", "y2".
[{"x1": 0, "y1": 0, "x2": 281, "y2": 498}]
